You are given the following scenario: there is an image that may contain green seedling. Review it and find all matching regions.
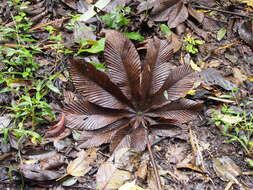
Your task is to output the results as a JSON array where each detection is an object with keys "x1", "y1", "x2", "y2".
[
  {"x1": 0, "y1": 1, "x2": 62, "y2": 144},
  {"x1": 211, "y1": 90, "x2": 253, "y2": 154},
  {"x1": 183, "y1": 34, "x2": 204, "y2": 54}
]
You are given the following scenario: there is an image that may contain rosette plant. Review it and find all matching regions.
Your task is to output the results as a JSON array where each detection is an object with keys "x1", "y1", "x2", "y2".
[{"x1": 63, "y1": 30, "x2": 202, "y2": 152}]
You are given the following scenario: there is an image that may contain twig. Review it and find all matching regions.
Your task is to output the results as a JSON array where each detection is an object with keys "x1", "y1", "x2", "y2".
[
  {"x1": 192, "y1": 4, "x2": 251, "y2": 18},
  {"x1": 207, "y1": 96, "x2": 236, "y2": 104},
  {"x1": 146, "y1": 132, "x2": 162, "y2": 190}
]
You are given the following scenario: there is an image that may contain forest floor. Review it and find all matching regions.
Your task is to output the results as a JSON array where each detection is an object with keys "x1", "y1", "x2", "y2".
[{"x1": 0, "y1": 0, "x2": 253, "y2": 189}]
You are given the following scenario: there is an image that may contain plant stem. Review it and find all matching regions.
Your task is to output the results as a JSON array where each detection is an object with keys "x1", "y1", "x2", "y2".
[{"x1": 146, "y1": 132, "x2": 162, "y2": 190}]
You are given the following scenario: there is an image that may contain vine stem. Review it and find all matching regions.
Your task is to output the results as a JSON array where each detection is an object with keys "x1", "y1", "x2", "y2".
[{"x1": 146, "y1": 131, "x2": 162, "y2": 190}]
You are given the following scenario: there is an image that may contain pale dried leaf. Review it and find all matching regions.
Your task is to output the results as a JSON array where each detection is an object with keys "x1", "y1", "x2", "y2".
[{"x1": 67, "y1": 149, "x2": 97, "y2": 177}]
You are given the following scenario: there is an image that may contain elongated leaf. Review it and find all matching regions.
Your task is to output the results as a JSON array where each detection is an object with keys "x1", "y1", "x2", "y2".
[
  {"x1": 151, "y1": 0, "x2": 179, "y2": 15},
  {"x1": 155, "y1": 64, "x2": 195, "y2": 101},
  {"x1": 70, "y1": 58, "x2": 132, "y2": 109},
  {"x1": 104, "y1": 30, "x2": 141, "y2": 104},
  {"x1": 149, "y1": 99, "x2": 202, "y2": 123},
  {"x1": 63, "y1": 99, "x2": 128, "y2": 130},
  {"x1": 78, "y1": 119, "x2": 130, "y2": 148},
  {"x1": 141, "y1": 37, "x2": 173, "y2": 103},
  {"x1": 130, "y1": 126, "x2": 147, "y2": 151}
]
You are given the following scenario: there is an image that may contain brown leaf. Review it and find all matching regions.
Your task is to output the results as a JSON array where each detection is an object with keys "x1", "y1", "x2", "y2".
[
  {"x1": 45, "y1": 114, "x2": 65, "y2": 137},
  {"x1": 187, "y1": 4, "x2": 204, "y2": 23},
  {"x1": 154, "y1": 64, "x2": 195, "y2": 104},
  {"x1": 238, "y1": 20, "x2": 253, "y2": 48},
  {"x1": 70, "y1": 59, "x2": 132, "y2": 109},
  {"x1": 64, "y1": 99, "x2": 128, "y2": 130},
  {"x1": 141, "y1": 38, "x2": 173, "y2": 103},
  {"x1": 152, "y1": 1, "x2": 188, "y2": 28},
  {"x1": 105, "y1": 30, "x2": 142, "y2": 104}
]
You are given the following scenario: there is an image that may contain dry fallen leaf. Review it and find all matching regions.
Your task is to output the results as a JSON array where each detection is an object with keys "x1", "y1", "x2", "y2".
[
  {"x1": 96, "y1": 148, "x2": 132, "y2": 190},
  {"x1": 45, "y1": 114, "x2": 65, "y2": 137},
  {"x1": 237, "y1": 0, "x2": 253, "y2": 7},
  {"x1": 97, "y1": 162, "x2": 131, "y2": 190},
  {"x1": 199, "y1": 68, "x2": 238, "y2": 91},
  {"x1": 212, "y1": 156, "x2": 241, "y2": 184},
  {"x1": 67, "y1": 148, "x2": 97, "y2": 177},
  {"x1": 119, "y1": 180, "x2": 145, "y2": 190},
  {"x1": 238, "y1": 20, "x2": 253, "y2": 48}
]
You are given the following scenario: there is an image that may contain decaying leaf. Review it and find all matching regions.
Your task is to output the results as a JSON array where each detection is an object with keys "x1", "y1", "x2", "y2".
[
  {"x1": 20, "y1": 151, "x2": 64, "y2": 181},
  {"x1": 213, "y1": 156, "x2": 241, "y2": 184},
  {"x1": 138, "y1": 0, "x2": 203, "y2": 28},
  {"x1": 199, "y1": 68, "x2": 237, "y2": 91},
  {"x1": 45, "y1": 114, "x2": 65, "y2": 137},
  {"x1": 96, "y1": 148, "x2": 132, "y2": 190},
  {"x1": 238, "y1": 20, "x2": 253, "y2": 48},
  {"x1": 119, "y1": 180, "x2": 145, "y2": 190},
  {"x1": 97, "y1": 162, "x2": 131, "y2": 190},
  {"x1": 79, "y1": 0, "x2": 111, "y2": 22},
  {"x1": 66, "y1": 148, "x2": 97, "y2": 177},
  {"x1": 63, "y1": 30, "x2": 202, "y2": 153}
]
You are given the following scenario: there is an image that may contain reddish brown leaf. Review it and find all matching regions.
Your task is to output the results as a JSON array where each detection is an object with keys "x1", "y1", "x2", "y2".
[
  {"x1": 63, "y1": 30, "x2": 202, "y2": 155},
  {"x1": 45, "y1": 114, "x2": 65, "y2": 137},
  {"x1": 70, "y1": 59, "x2": 132, "y2": 109},
  {"x1": 141, "y1": 38, "x2": 173, "y2": 103},
  {"x1": 105, "y1": 30, "x2": 142, "y2": 104},
  {"x1": 187, "y1": 4, "x2": 204, "y2": 23},
  {"x1": 156, "y1": 64, "x2": 195, "y2": 101}
]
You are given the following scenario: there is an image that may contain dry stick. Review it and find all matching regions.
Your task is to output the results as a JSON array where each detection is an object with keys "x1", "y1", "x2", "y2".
[
  {"x1": 146, "y1": 132, "x2": 162, "y2": 190},
  {"x1": 192, "y1": 4, "x2": 252, "y2": 18}
]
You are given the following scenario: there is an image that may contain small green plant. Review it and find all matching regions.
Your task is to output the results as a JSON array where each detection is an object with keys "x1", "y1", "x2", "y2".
[
  {"x1": 100, "y1": 7, "x2": 131, "y2": 29},
  {"x1": 211, "y1": 89, "x2": 253, "y2": 154},
  {"x1": 0, "y1": 0, "x2": 61, "y2": 143},
  {"x1": 183, "y1": 34, "x2": 204, "y2": 54}
]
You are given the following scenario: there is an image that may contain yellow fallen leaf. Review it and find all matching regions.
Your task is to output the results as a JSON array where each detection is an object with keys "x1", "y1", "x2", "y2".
[
  {"x1": 119, "y1": 180, "x2": 145, "y2": 190},
  {"x1": 238, "y1": 0, "x2": 253, "y2": 7}
]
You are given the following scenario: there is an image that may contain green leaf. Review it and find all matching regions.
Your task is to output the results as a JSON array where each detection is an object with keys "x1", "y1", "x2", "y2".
[
  {"x1": 89, "y1": 62, "x2": 107, "y2": 71},
  {"x1": 217, "y1": 28, "x2": 227, "y2": 41},
  {"x1": 159, "y1": 24, "x2": 172, "y2": 36},
  {"x1": 13, "y1": 129, "x2": 42, "y2": 141},
  {"x1": 46, "y1": 81, "x2": 61, "y2": 94},
  {"x1": 80, "y1": 38, "x2": 105, "y2": 53},
  {"x1": 123, "y1": 32, "x2": 145, "y2": 41}
]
